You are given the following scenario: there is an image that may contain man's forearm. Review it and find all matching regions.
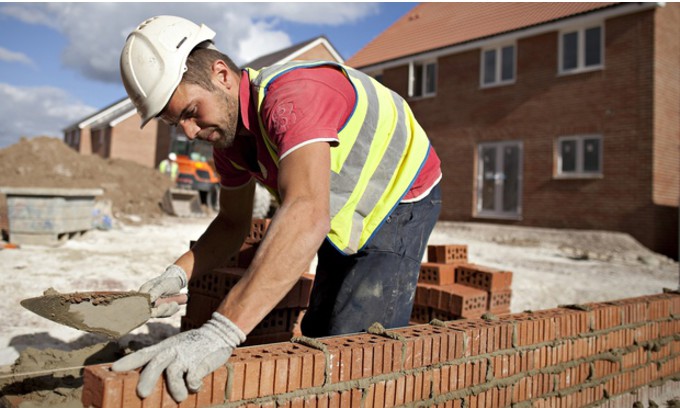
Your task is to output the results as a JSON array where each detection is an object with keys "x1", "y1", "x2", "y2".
[{"x1": 216, "y1": 196, "x2": 329, "y2": 334}]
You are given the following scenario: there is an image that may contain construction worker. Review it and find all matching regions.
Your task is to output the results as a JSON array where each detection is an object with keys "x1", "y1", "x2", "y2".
[
  {"x1": 158, "y1": 152, "x2": 179, "y2": 182},
  {"x1": 113, "y1": 16, "x2": 442, "y2": 402}
]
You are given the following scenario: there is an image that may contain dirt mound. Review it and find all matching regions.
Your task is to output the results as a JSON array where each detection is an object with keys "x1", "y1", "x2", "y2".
[{"x1": 0, "y1": 136, "x2": 173, "y2": 223}]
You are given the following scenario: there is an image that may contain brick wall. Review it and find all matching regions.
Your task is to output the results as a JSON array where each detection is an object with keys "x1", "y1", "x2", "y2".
[
  {"x1": 652, "y1": 3, "x2": 680, "y2": 209},
  {"x1": 296, "y1": 44, "x2": 337, "y2": 62},
  {"x1": 109, "y1": 114, "x2": 162, "y2": 168},
  {"x1": 82, "y1": 291, "x2": 680, "y2": 407},
  {"x1": 377, "y1": 7, "x2": 679, "y2": 259}
]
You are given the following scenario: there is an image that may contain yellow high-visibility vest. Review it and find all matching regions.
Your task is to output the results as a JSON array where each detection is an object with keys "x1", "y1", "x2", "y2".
[
  {"x1": 159, "y1": 159, "x2": 178, "y2": 181},
  {"x1": 246, "y1": 61, "x2": 431, "y2": 255}
]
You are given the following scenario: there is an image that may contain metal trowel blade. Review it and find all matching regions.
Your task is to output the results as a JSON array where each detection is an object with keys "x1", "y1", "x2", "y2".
[{"x1": 20, "y1": 290, "x2": 152, "y2": 339}]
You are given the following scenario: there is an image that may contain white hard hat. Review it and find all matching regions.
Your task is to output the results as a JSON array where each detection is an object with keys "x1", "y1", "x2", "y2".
[
  {"x1": 120, "y1": 16, "x2": 216, "y2": 128},
  {"x1": 168, "y1": 152, "x2": 177, "y2": 161}
]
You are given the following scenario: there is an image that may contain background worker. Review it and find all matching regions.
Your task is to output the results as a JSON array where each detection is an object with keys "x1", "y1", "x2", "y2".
[
  {"x1": 158, "y1": 152, "x2": 179, "y2": 182},
  {"x1": 113, "y1": 15, "x2": 442, "y2": 402}
]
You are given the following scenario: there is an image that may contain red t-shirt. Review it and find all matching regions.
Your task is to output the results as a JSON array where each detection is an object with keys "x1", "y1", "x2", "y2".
[{"x1": 213, "y1": 66, "x2": 441, "y2": 202}]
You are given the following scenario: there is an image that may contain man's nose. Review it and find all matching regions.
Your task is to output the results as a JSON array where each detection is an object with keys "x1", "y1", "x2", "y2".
[{"x1": 180, "y1": 120, "x2": 199, "y2": 139}]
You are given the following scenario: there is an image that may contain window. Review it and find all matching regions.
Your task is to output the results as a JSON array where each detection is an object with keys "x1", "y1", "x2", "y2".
[
  {"x1": 409, "y1": 60, "x2": 436, "y2": 98},
  {"x1": 556, "y1": 135, "x2": 602, "y2": 177},
  {"x1": 559, "y1": 25, "x2": 603, "y2": 74},
  {"x1": 481, "y1": 44, "x2": 515, "y2": 87}
]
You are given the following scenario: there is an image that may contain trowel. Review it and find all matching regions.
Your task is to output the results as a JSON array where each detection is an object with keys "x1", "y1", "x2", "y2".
[{"x1": 20, "y1": 288, "x2": 187, "y2": 339}]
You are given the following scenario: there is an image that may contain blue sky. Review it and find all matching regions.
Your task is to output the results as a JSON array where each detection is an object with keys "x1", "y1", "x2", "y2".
[{"x1": 0, "y1": 2, "x2": 416, "y2": 148}]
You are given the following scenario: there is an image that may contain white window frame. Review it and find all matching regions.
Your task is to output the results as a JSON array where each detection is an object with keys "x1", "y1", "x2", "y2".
[
  {"x1": 408, "y1": 59, "x2": 437, "y2": 99},
  {"x1": 555, "y1": 134, "x2": 603, "y2": 178},
  {"x1": 480, "y1": 43, "x2": 516, "y2": 88},
  {"x1": 558, "y1": 24, "x2": 604, "y2": 75}
]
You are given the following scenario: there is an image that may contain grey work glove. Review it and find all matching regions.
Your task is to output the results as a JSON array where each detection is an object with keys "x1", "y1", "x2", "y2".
[
  {"x1": 112, "y1": 312, "x2": 245, "y2": 402},
  {"x1": 139, "y1": 264, "x2": 187, "y2": 318}
]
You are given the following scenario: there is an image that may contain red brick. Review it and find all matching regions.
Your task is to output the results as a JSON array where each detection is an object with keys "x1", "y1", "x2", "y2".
[
  {"x1": 187, "y1": 267, "x2": 245, "y2": 299},
  {"x1": 419, "y1": 262, "x2": 457, "y2": 285},
  {"x1": 258, "y1": 355, "x2": 276, "y2": 396},
  {"x1": 363, "y1": 385, "x2": 375, "y2": 408},
  {"x1": 222, "y1": 243, "x2": 261, "y2": 270},
  {"x1": 427, "y1": 244, "x2": 468, "y2": 264},
  {"x1": 177, "y1": 391, "x2": 196, "y2": 408},
  {"x1": 121, "y1": 370, "x2": 143, "y2": 408},
  {"x1": 242, "y1": 357, "x2": 261, "y2": 399},
  {"x1": 410, "y1": 303, "x2": 431, "y2": 323},
  {"x1": 160, "y1": 380, "x2": 180, "y2": 408},
  {"x1": 245, "y1": 218, "x2": 271, "y2": 244},
  {"x1": 82, "y1": 364, "x2": 123, "y2": 408},
  {"x1": 195, "y1": 374, "x2": 212, "y2": 407},
  {"x1": 405, "y1": 374, "x2": 416, "y2": 404},
  {"x1": 141, "y1": 378, "x2": 163, "y2": 408},
  {"x1": 373, "y1": 381, "x2": 385, "y2": 408},
  {"x1": 455, "y1": 263, "x2": 513, "y2": 291},
  {"x1": 422, "y1": 370, "x2": 432, "y2": 403},
  {"x1": 433, "y1": 284, "x2": 488, "y2": 317}
]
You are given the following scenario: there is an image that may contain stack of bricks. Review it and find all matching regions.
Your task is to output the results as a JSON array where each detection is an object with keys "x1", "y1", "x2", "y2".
[
  {"x1": 180, "y1": 218, "x2": 314, "y2": 346},
  {"x1": 412, "y1": 244, "x2": 513, "y2": 324},
  {"x1": 83, "y1": 291, "x2": 680, "y2": 407}
]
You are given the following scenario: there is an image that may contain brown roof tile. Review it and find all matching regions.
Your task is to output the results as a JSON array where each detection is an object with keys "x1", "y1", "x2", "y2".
[{"x1": 346, "y1": 2, "x2": 619, "y2": 68}]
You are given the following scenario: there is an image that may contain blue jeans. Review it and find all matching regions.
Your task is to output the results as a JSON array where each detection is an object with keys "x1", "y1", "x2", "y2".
[{"x1": 301, "y1": 184, "x2": 442, "y2": 337}]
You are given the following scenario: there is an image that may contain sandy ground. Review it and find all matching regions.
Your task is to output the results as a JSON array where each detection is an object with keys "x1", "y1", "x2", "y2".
[{"x1": 1, "y1": 216, "x2": 678, "y2": 369}]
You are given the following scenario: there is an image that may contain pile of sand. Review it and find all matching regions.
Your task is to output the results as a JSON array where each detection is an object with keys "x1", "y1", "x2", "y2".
[{"x1": 0, "y1": 137, "x2": 174, "y2": 224}]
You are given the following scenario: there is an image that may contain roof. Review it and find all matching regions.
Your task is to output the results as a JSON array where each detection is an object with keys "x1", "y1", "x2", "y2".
[
  {"x1": 63, "y1": 97, "x2": 133, "y2": 131},
  {"x1": 346, "y1": 2, "x2": 624, "y2": 68},
  {"x1": 243, "y1": 35, "x2": 343, "y2": 70}
]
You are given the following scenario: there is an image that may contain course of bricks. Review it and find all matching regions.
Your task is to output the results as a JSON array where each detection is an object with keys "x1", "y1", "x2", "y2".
[
  {"x1": 181, "y1": 219, "x2": 313, "y2": 346},
  {"x1": 82, "y1": 290, "x2": 680, "y2": 407},
  {"x1": 412, "y1": 245, "x2": 513, "y2": 323}
]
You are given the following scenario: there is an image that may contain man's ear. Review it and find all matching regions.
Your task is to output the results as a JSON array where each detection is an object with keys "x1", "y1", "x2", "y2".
[{"x1": 212, "y1": 60, "x2": 235, "y2": 90}]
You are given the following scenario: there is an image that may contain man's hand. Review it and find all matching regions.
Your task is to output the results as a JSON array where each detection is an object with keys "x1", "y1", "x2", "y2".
[
  {"x1": 112, "y1": 312, "x2": 245, "y2": 402},
  {"x1": 139, "y1": 264, "x2": 187, "y2": 318}
]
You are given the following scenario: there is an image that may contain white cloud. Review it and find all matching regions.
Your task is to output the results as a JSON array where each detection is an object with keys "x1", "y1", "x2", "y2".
[
  {"x1": 0, "y1": 83, "x2": 96, "y2": 148},
  {"x1": 237, "y1": 20, "x2": 292, "y2": 63},
  {"x1": 0, "y1": 47, "x2": 35, "y2": 67},
  {"x1": 0, "y1": 3, "x2": 379, "y2": 84},
  {"x1": 262, "y1": 3, "x2": 380, "y2": 25}
]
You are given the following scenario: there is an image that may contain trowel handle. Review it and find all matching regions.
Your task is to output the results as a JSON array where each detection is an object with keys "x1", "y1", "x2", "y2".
[{"x1": 155, "y1": 294, "x2": 189, "y2": 306}]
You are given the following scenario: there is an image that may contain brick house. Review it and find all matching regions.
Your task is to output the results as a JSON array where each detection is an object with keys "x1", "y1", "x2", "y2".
[
  {"x1": 346, "y1": 2, "x2": 679, "y2": 259},
  {"x1": 63, "y1": 35, "x2": 343, "y2": 169}
]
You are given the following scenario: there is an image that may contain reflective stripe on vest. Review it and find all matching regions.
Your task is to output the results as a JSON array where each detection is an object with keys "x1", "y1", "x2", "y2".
[{"x1": 246, "y1": 61, "x2": 430, "y2": 254}]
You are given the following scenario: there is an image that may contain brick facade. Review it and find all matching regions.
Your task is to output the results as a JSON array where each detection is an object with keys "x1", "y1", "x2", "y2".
[
  {"x1": 376, "y1": 6, "x2": 679, "y2": 259},
  {"x1": 296, "y1": 45, "x2": 337, "y2": 62},
  {"x1": 109, "y1": 115, "x2": 166, "y2": 168}
]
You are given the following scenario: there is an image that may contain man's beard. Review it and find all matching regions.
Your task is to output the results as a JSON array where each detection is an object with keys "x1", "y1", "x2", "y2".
[{"x1": 211, "y1": 88, "x2": 239, "y2": 149}]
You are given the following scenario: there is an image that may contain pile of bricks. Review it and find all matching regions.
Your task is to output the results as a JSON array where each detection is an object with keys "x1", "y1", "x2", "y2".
[
  {"x1": 412, "y1": 244, "x2": 513, "y2": 323},
  {"x1": 181, "y1": 219, "x2": 314, "y2": 346},
  {"x1": 83, "y1": 291, "x2": 680, "y2": 407}
]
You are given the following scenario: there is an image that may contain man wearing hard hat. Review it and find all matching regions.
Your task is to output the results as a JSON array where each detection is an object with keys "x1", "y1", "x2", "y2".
[
  {"x1": 113, "y1": 15, "x2": 442, "y2": 402},
  {"x1": 158, "y1": 152, "x2": 179, "y2": 182}
]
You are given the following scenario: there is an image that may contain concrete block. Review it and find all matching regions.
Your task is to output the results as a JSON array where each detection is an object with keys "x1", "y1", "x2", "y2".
[{"x1": 0, "y1": 187, "x2": 102, "y2": 246}]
